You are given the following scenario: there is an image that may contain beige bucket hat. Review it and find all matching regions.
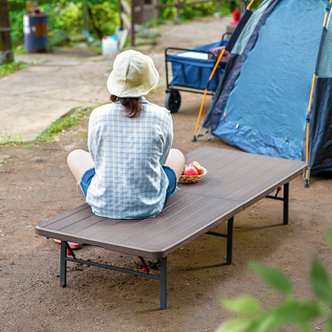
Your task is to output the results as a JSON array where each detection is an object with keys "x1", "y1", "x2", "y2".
[{"x1": 107, "y1": 50, "x2": 159, "y2": 98}]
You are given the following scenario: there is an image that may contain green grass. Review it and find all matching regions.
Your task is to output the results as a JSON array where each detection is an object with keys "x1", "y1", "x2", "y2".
[
  {"x1": 0, "y1": 105, "x2": 95, "y2": 145},
  {"x1": 34, "y1": 106, "x2": 94, "y2": 142},
  {"x1": 14, "y1": 45, "x2": 27, "y2": 55},
  {"x1": 0, "y1": 133, "x2": 26, "y2": 145},
  {"x1": 0, "y1": 61, "x2": 27, "y2": 78}
]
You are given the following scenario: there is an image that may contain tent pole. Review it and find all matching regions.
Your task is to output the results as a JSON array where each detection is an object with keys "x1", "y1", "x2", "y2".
[
  {"x1": 304, "y1": 0, "x2": 332, "y2": 187},
  {"x1": 193, "y1": 48, "x2": 226, "y2": 142},
  {"x1": 192, "y1": 0, "x2": 255, "y2": 142},
  {"x1": 247, "y1": 0, "x2": 255, "y2": 8}
]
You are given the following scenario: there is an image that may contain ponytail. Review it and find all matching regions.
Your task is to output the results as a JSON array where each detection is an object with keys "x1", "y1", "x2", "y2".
[{"x1": 110, "y1": 95, "x2": 143, "y2": 118}]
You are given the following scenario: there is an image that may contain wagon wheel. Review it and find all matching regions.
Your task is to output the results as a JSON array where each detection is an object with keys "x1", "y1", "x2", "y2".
[{"x1": 165, "y1": 90, "x2": 181, "y2": 113}]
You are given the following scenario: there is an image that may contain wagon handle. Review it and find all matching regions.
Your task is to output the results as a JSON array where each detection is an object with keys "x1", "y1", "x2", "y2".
[{"x1": 221, "y1": 32, "x2": 232, "y2": 41}]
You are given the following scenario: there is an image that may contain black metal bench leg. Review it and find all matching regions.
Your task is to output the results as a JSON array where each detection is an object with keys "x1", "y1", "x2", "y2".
[
  {"x1": 283, "y1": 183, "x2": 289, "y2": 225},
  {"x1": 60, "y1": 241, "x2": 67, "y2": 287},
  {"x1": 226, "y1": 217, "x2": 234, "y2": 265},
  {"x1": 160, "y1": 257, "x2": 167, "y2": 309}
]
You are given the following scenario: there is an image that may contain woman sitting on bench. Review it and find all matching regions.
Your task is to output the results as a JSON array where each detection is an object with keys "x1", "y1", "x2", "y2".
[{"x1": 66, "y1": 50, "x2": 185, "y2": 230}]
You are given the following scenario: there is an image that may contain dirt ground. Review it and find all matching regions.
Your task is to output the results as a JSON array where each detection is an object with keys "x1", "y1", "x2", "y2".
[{"x1": 1, "y1": 17, "x2": 332, "y2": 332}]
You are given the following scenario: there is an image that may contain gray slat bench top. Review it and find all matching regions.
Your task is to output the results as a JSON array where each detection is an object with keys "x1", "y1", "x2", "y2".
[{"x1": 36, "y1": 147, "x2": 306, "y2": 258}]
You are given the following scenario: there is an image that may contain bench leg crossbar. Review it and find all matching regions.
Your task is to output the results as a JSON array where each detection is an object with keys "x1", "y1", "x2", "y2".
[
  {"x1": 59, "y1": 241, "x2": 168, "y2": 309},
  {"x1": 59, "y1": 218, "x2": 235, "y2": 309}
]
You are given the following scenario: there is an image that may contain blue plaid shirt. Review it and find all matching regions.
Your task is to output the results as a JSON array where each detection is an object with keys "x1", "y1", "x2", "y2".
[{"x1": 86, "y1": 98, "x2": 173, "y2": 219}]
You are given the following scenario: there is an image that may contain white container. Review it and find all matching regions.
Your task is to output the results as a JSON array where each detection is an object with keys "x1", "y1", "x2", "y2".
[
  {"x1": 177, "y1": 51, "x2": 208, "y2": 60},
  {"x1": 102, "y1": 35, "x2": 118, "y2": 56}
]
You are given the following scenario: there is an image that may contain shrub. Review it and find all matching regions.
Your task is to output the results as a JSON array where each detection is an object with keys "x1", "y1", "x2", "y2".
[{"x1": 218, "y1": 230, "x2": 332, "y2": 332}]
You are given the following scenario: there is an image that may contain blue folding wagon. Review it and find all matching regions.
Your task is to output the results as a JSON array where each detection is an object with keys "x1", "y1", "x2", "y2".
[{"x1": 164, "y1": 33, "x2": 230, "y2": 113}]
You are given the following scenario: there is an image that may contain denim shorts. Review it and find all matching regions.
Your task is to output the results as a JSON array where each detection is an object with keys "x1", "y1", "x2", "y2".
[
  {"x1": 162, "y1": 166, "x2": 177, "y2": 207},
  {"x1": 79, "y1": 166, "x2": 177, "y2": 204},
  {"x1": 80, "y1": 168, "x2": 95, "y2": 196}
]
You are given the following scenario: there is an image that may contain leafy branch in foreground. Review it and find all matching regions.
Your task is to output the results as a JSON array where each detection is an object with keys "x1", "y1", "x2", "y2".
[{"x1": 218, "y1": 230, "x2": 332, "y2": 332}]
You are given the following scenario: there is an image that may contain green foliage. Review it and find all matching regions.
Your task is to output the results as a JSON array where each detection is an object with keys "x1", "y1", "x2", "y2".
[
  {"x1": 159, "y1": 0, "x2": 218, "y2": 21},
  {"x1": 222, "y1": 296, "x2": 261, "y2": 315},
  {"x1": 8, "y1": 0, "x2": 120, "y2": 48},
  {"x1": 0, "y1": 62, "x2": 27, "y2": 78},
  {"x1": 219, "y1": 299, "x2": 321, "y2": 332},
  {"x1": 180, "y1": 0, "x2": 216, "y2": 20},
  {"x1": 44, "y1": 1, "x2": 83, "y2": 35},
  {"x1": 87, "y1": 2, "x2": 120, "y2": 38},
  {"x1": 249, "y1": 262, "x2": 293, "y2": 295},
  {"x1": 8, "y1": 0, "x2": 231, "y2": 48},
  {"x1": 310, "y1": 258, "x2": 332, "y2": 304},
  {"x1": 218, "y1": 317, "x2": 253, "y2": 332},
  {"x1": 218, "y1": 232, "x2": 332, "y2": 332}
]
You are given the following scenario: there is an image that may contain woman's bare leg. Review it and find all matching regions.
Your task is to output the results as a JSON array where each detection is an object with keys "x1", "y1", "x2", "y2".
[
  {"x1": 164, "y1": 148, "x2": 185, "y2": 181},
  {"x1": 54, "y1": 149, "x2": 94, "y2": 249},
  {"x1": 67, "y1": 149, "x2": 95, "y2": 184}
]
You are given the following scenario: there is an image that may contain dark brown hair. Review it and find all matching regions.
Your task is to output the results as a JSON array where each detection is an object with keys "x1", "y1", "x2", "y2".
[{"x1": 110, "y1": 95, "x2": 143, "y2": 118}]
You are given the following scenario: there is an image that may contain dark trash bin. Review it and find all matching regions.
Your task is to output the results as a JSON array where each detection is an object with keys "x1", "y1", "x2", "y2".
[{"x1": 23, "y1": 11, "x2": 48, "y2": 52}]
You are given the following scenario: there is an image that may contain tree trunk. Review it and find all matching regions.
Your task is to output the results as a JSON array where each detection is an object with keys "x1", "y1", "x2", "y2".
[{"x1": 0, "y1": 0, "x2": 14, "y2": 64}]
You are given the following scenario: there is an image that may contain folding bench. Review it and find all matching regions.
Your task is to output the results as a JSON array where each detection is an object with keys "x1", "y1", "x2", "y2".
[{"x1": 35, "y1": 147, "x2": 306, "y2": 309}]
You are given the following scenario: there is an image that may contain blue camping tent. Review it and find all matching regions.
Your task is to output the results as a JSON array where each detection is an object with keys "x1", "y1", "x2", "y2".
[{"x1": 203, "y1": 0, "x2": 332, "y2": 181}]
